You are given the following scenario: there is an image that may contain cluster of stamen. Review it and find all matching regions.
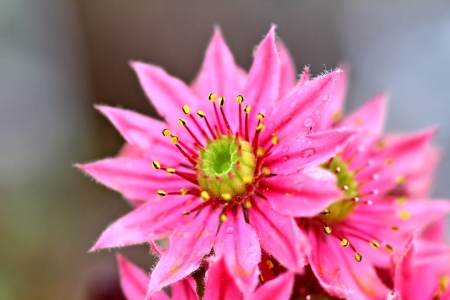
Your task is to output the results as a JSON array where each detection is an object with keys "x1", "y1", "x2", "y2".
[{"x1": 152, "y1": 93, "x2": 277, "y2": 221}]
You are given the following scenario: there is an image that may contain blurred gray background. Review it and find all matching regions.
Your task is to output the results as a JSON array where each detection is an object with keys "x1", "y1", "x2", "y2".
[{"x1": 1, "y1": 0, "x2": 449, "y2": 299}]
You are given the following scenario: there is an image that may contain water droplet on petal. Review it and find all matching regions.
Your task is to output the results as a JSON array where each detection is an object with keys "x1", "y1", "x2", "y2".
[
  {"x1": 315, "y1": 110, "x2": 321, "y2": 115},
  {"x1": 282, "y1": 147, "x2": 289, "y2": 153},
  {"x1": 300, "y1": 148, "x2": 316, "y2": 158},
  {"x1": 226, "y1": 227, "x2": 234, "y2": 234},
  {"x1": 281, "y1": 156, "x2": 289, "y2": 162},
  {"x1": 303, "y1": 117, "x2": 313, "y2": 127},
  {"x1": 323, "y1": 95, "x2": 329, "y2": 101},
  {"x1": 273, "y1": 167, "x2": 279, "y2": 173},
  {"x1": 290, "y1": 101, "x2": 297, "y2": 109}
]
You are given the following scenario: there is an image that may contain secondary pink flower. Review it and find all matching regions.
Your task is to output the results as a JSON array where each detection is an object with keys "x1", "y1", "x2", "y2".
[
  {"x1": 391, "y1": 235, "x2": 450, "y2": 300},
  {"x1": 79, "y1": 27, "x2": 355, "y2": 296},
  {"x1": 117, "y1": 254, "x2": 198, "y2": 300}
]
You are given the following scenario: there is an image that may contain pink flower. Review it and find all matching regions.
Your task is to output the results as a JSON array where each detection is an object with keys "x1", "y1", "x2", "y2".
[
  {"x1": 281, "y1": 68, "x2": 450, "y2": 299},
  {"x1": 391, "y1": 234, "x2": 450, "y2": 300},
  {"x1": 78, "y1": 27, "x2": 355, "y2": 296}
]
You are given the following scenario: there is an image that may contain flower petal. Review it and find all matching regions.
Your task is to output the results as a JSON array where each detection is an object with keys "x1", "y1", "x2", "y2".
[
  {"x1": 259, "y1": 167, "x2": 340, "y2": 217},
  {"x1": 78, "y1": 158, "x2": 190, "y2": 202},
  {"x1": 260, "y1": 69, "x2": 342, "y2": 146},
  {"x1": 276, "y1": 39, "x2": 296, "y2": 99},
  {"x1": 315, "y1": 65, "x2": 349, "y2": 131},
  {"x1": 203, "y1": 257, "x2": 242, "y2": 300},
  {"x1": 250, "y1": 272, "x2": 295, "y2": 300},
  {"x1": 264, "y1": 128, "x2": 355, "y2": 174},
  {"x1": 147, "y1": 206, "x2": 220, "y2": 295},
  {"x1": 214, "y1": 207, "x2": 261, "y2": 295},
  {"x1": 243, "y1": 26, "x2": 280, "y2": 118},
  {"x1": 248, "y1": 199, "x2": 310, "y2": 273},
  {"x1": 171, "y1": 276, "x2": 199, "y2": 300},
  {"x1": 91, "y1": 196, "x2": 199, "y2": 250}
]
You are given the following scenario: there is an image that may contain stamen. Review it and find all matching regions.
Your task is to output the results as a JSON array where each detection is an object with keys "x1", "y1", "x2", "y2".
[
  {"x1": 157, "y1": 190, "x2": 166, "y2": 197},
  {"x1": 162, "y1": 129, "x2": 171, "y2": 137},
  {"x1": 209, "y1": 93, "x2": 224, "y2": 134},
  {"x1": 236, "y1": 95, "x2": 244, "y2": 136},
  {"x1": 178, "y1": 118, "x2": 204, "y2": 148},
  {"x1": 218, "y1": 97, "x2": 232, "y2": 133},
  {"x1": 340, "y1": 238, "x2": 350, "y2": 247},
  {"x1": 182, "y1": 105, "x2": 210, "y2": 140},
  {"x1": 370, "y1": 241, "x2": 380, "y2": 249},
  {"x1": 220, "y1": 213, "x2": 227, "y2": 222},
  {"x1": 196, "y1": 110, "x2": 217, "y2": 139},
  {"x1": 355, "y1": 253, "x2": 362, "y2": 262},
  {"x1": 152, "y1": 161, "x2": 161, "y2": 170},
  {"x1": 252, "y1": 120, "x2": 265, "y2": 152},
  {"x1": 200, "y1": 191, "x2": 211, "y2": 201},
  {"x1": 244, "y1": 105, "x2": 251, "y2": 141}
]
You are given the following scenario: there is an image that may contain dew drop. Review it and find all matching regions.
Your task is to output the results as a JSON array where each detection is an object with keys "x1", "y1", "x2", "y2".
[
  {"x1": 300, "y1": 148, "x2": 316, "y2": 158},
  {"x1": 282, "y1": 146, "x2": 289, "y2": 153},
  {"x1": 290, "y1": 101, "x2": 297, "y2": 109},
  {"x1": 323, "y1": 95, "x2": 329, "y2": 101},
  {"x1": 226, "y1": 227, "x2": 234, "y2": 234},
  {"x1": 303, "y1": 117, "x2": 313, "y2": 127},
  {"x1": 315, "y1": 110, "x2": 321, "y2": 115},
  {"x1": 281, "y1": 156, "x2": 289, "y2": 162},
  {"x1": 273, "y1": 167, "x2": 279, "y2": 173}
]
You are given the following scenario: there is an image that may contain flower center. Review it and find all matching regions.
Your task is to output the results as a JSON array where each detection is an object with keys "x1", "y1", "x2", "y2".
[
  {"x1": 197, "y1": 136, "x2": 256, "y2": 199},
  {"x1": 320, "y1": 155, "x2": 359, "y2": 223}
]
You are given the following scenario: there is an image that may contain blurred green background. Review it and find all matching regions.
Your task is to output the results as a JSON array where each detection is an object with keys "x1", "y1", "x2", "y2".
[{"x1": 1, "y1": 0, "x2": 450, "y2": 299}]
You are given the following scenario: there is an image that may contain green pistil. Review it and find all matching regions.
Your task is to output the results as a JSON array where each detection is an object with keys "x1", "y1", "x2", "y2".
[
  {"x1": 321, "y1": 155, "x2": 359, "y2": 223},
  {"x1": 197, "y1": 136, "x2": 256, "y2": 199}
]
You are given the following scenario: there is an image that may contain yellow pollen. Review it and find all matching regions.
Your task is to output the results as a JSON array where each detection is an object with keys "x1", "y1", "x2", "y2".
[
  {"x1": 244, "y1": 105, "x2": 251, "y2": 114},
  {"x1": 341, "y1": 238, "x2": 350, "y2": 247},
  {"x1": 182, "y1": 105, "x2": 191, "y2": 114},
  {"x1": 332, "y1": 111, "x2": 341, "y2": 122},
  {"x1": 236, "y1": 95, "x2": 244, "y2": 103},
  {"x1": 355, "y1": 253, "x2": 362, "y2": 262},
  {"x1": 322, "y1": 209, "x2": 330, "y2": 215},
  {"x1": 385, "y1": 244, "x2": 394, "y2": 252},
  {"x1": 244, "y1": 200, "x2": 252, "y2": 208},
  {"x1": 257, "y1": 113, "x2": 265, "y2": 120},
  {"x1": 157, "y1": 190, "x2": 166, "y2": 197},
  {"x1": 354, "y1": 118, "x2": 362, "y2": 126},
  {"x1": 257, "y1": 147, "x2": 265, "y2": 157},
  {"x1": 370, "y1": 241, "x2": 380, "y2": 249},
  {"x1": 262, "y1": 167, "x2": 270, "y2": 176},
  {"x1": 218, "y1": 97, "x2": 225, "y2": 106},
  {"x1": 221, "y1": 193, "x2": 232, "y2": 201},
  {"x1": 152, "y1": 161, "x2": 161, "y2": 170},
  {"x1": 396, "y1": 196, "x2": 407, "y2": 205},
  {"x1": 166, "y1": 168, "x2": 175, "y2": 174},
  {"x1": 399, "y1": 210, "x2": 410, "y2": 220},
  {"x1": 396, "y1": 175, "x2": 406, "y2": 185},
  {"x1": 256, "y1": 123, "x2": 265, "y2": 131},
  {"x1": 162, "y1": 129, "x2": 171, "y2": 137},
  {"x1": 220, "y1": 213, "x2": 227, "y2": 222},
  {"x1": 259, "y1": 274, "x2": 264, "y2": 282},
  {"x1": 200, "y1": 191, "x2": 210, "y2": 201},
  {"x1": 170, "y1": 135, "x2": 179, "y2": 144},
  {"x1": 386, "y1": 158, "x2": 394, "y2": 165},
  {"x1": 208, "y1": 93, "x2": 217, "y2": 102},
  {"x1": 272, "y1": 136, "x2": 279, "y2": 145},
  {"x1": 324, "y1": 226, "x2": 332, "y2": 234},
  {"x1": 178, "y1": 119, "x2": 187, "y2": 126},
  {"x1": 180, "y1": 188, "x2": 188, "y2": 196},
  {"x1": 440, "y1": 275, "x2": 449, "y2": 292},
  {"x1": 197, "y1": 110, "x2": 206, "y2": 118},
  {"x1": 243, "y1": 175, "x2": 253, "y2": 184},
  {"x1": 376, "y1": 140, "x2": 386, "y2": 149},
  {"x1": 266, "y1": 260, "x2": 274, "y2": 269},
  {"x1": 391, "y1": 226, "x2": 399, "y2": 231}
]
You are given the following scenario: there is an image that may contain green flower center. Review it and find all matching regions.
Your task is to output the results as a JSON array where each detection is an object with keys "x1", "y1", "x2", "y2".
[
  {"x1": 197, "y1": 136, "x2": 256, "y2": 200},
  {"x1": 320, "y1": 155, "x2": 359, "y2": 223}
]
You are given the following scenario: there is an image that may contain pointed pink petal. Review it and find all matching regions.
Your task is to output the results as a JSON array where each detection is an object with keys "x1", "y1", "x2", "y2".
[
  {"x1": 203, "y1": 257, "x2": 242, "y2": 300},
  {"x1": 259, "y1": 167, "x2": 340, "y2": 217},
  {"x1": 250, "y1": 272, "x2": 295, "y2": 300},
  {"x1": 276, "y1": 39, "x2": 296, "y2": 99},
  {"x1": 117, "y1": 255, "x2": 170, "y2": 300},
  {"x1": 91, "y1": 196, "x2": 200, "y2": 250},
  {"x1": 235, "y1": 66, "x2": 247, "y2": 90},
  {"x1": 147, "y1": 206, "x2": 220, "y2": 295},
  {"x1": 260, "y1": 69, "x2": 343, "y2": 146},
  {"x1": 297, "y1": 66, "x2": 310, "y2": 88},
  {"x1": 248, "y1": 199, "x2": 310, "y2": 273},
  {"x1": 315, "y1": 65, "x2": 349, "y2": 131},
  {"x1": 78, "y1": 158, "x2": 189, "y2": 202},
  {"x1": 243, "y1": 26, "x2": 280, "y2": 116},
  {"x1": 422, "y1": 218, "x2": 446, "y2": 243},
  {"x1": 131, "y1": 62, "x2": 204, "y2": 130},
  {"x1": 264, "y1": 128, "x2": 355, "y2": 174},
  {"x1": 171, "y1": 276, "x2": 199, "y2": 300},
  {"x1": 214, "y1": 207, "x2": 261, "y2": 295},
  {"x1": 308, "y1": 229, "x2": 389, "y2": 299}
]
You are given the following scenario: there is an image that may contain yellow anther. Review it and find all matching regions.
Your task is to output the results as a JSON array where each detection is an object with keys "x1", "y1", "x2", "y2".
[
  {"x1": 332, "y1": 111, "x2": 341, "y2": 122},
  {"x1": 197, "y1": 110, "x2": 206, "y2": 118},
  {"x1": 218, "y1": 97, "x2": 225, "y2": 107},
  {"x1": 271, "y1": 136, "x2": 279, "y2": 145},
  {"x1": 257, "y1": 113, "x2": 265, "y2": 120},
  {"x1": 208, "y1": 93, "x2": 217, "y2": 102},
  {"x1": 341, "y1": 238, "x2": 350, "y2": 247},
  {"x1": 399, "y1": 210, "x2": 410, "y2": 220},
  {"x1": 386, "y1": 158, "x2": 394, "y2": 165},
  {"x1": 166, "y1": 168, "x2": 175, "y2": 174},
  {"x1": 178, "y1": 119, "x2": 187, "y2": 126},
  {"x1": 180, "y1": 188, "x2": 188, "y2": 196},
  {"x1": 236, "y1": 95, "x2": 244, "y2": 103},
  {"x1": 220, "y1": 213, "x2": 227, "y2": 222},
  {"x1": 391, "y1": 226, "x2": 399, "y2": 231},
  {"x1": 396, "y1": 175, "x2": 406, "y2": 185},
  {"x1": 324, "y1": 226, "x2": 332, "y2": 234},
  {"x1": 152, "y1": 161, "x2": 161, "y2": 170},
  {"x1": 376, "y1": 140, "x2": 386, "y2": 149},
  {"x1": 256, "y1": 147, "x2": 265, "y2": 157},
  {"x1": 157, "y1": 190, "x2": 166, "y2": 197},
  {"x1": 370, "y1": 241, "x2": 380, "y2": 249},
  {"x1": 440, "y1": 275, "x2": 449, "y2": 292},
  {"x1": 182, "y1": 105, "x2": 191, "y2": 114},
  {"x1": 244, "y1": 105, "x2": 251, "y2": 114},
  {"x1": 262, "y1": 167, "x2": 270, "y2": 176},
  {"x1": 244, "y1": 200, "x2": 252, "y2": 209},
  {"x1": 256, "y1": 123, "x2": 265, "y2": 131},
  {"x1": 285, "y1": 193, "x2": 293, "y2": 197},
  {"x1": 170, "y1": 135, "x2": 179, "y2": 144},
  {"x1": 396, "y1": 196, "x2": 407, "y2": 205},
  {"x1": 321, "y1": 209, "x2": 330, "y2": 215},
  {"x1": 243, "y1": 175, "x2": 253, "y2": 184},
  {"x1": 259, "y1": 274, "x2": 264, "y2": 282},
  {"x1": 266, "y1": 260, "x2": 274, "y2": 269},
  {"x1": 221, "y1": 193, "x2": 232, "y2": 201},
  {"x1": 200, "y1": 191, "x2": 210, "y2": 201},
  {"x1": 162, "y1": 129, "x2": 171, "y2": 137},
  {"x1": 385, "y1": 244, "x2": 394, "y2": 252},
  {"x1": 355, "y1": 253, "x2": 362, "y2": 262}
]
